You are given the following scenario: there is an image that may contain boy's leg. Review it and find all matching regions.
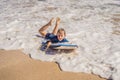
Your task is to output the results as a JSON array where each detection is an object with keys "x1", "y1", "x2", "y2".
[
  {"x1": 39, "y1": 18, "x2": 54, "y2": 37},
  {"x1": 52, "y1": 17, "x2": 61, "y2": 35}
]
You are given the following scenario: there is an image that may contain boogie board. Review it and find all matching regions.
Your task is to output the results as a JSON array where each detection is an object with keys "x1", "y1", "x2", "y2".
[{"x1": 49, "y1": 43, "x2": 78, "y2": 50}]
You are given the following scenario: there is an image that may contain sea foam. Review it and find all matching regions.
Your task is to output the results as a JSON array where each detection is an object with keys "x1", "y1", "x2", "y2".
[{"x1": 0, "y1": 0, "x2": 120, "y2": 80}]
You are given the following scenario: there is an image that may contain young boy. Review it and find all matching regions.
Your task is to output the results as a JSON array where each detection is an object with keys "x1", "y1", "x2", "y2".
[{"x1": 39, "y1": 17, "x2": 69, "y2": 50}]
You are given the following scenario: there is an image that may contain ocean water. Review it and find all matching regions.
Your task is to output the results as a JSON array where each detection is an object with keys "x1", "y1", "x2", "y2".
[{"x1": 0, "y1": 0, "x2": 120, "y2": 80}]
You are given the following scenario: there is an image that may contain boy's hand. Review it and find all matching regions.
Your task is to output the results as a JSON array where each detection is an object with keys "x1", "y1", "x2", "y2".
[{"x1": 45, "y1": 41, "x2": 51, "y2": 51}]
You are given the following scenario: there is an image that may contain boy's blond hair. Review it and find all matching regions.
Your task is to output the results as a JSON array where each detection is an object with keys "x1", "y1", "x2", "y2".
[{"x1": 57, "y1": 28, "x2": 66, "y2": 36}]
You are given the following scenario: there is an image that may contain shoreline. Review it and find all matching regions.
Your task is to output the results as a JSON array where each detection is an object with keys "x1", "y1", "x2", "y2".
[{"x1": 0, "y1": 50, "x2": 106, "y2": 80}]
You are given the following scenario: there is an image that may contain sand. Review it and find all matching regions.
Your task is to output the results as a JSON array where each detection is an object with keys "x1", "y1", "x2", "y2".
[{"x1": 0, "y1": 50, "x2": 106, "y2": 80}]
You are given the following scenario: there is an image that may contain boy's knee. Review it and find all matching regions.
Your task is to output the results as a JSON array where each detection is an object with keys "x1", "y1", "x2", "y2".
[
  {"x1": 39, "y1": 30, "x2": 46, "y2": 37},
  {"x1": 39, "y1": 29, "x2": 43, "y2": 33}
]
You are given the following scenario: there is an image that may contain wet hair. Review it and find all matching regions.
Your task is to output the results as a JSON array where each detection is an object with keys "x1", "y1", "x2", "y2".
[{"x1": 57, "y1": 28, "x2": 66, "y2": 36}]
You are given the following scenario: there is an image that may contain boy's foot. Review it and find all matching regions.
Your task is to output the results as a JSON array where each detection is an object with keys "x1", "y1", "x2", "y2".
[
  {"x1": 56, "y1": 17, "x2": 61, "y2": 25},
  {"x1": 48, "y1": 18, "x2": 55, "y2": 26}
]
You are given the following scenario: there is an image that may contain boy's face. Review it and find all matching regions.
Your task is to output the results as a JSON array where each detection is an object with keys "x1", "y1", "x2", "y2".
[{"x1": 57, "y1": 31, "x2": 65, "y2": 41}]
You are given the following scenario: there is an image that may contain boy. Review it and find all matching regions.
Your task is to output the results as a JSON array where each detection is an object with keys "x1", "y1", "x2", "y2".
[{"x1": 39, "y1": 17, "x2": 69, "y2": 50}]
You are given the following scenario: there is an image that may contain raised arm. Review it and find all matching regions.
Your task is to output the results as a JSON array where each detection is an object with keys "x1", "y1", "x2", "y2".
[{"x1": 52, "y1": 17, "x2": 61, "y2": 35}]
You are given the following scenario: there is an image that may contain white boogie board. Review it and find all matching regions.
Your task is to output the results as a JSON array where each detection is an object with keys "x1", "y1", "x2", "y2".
[{"x1": 49, "y1": 43, "x2": 78, "y2": 50}]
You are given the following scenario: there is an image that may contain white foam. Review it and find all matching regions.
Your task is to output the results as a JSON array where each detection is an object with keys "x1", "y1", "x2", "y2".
[{"x1": 0, "y1": 0, "x2": 120, "y2": 80}]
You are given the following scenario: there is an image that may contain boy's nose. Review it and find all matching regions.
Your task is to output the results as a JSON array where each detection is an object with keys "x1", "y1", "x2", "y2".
[{"x1": 59, "y1": 36, "x2": 62, "y2": 38}]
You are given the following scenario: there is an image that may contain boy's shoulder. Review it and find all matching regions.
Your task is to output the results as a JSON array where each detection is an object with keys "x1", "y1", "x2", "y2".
[
  {"x1": 45, "y1": 33, "x2": 56, "y2": 39},
  {"x1": 60, "y1": 38, "x2": 69, "y2": 43}
]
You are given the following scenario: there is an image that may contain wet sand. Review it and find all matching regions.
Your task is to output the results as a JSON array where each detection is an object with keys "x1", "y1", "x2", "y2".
[{"x1": 0, "y1": 50, "x2": 106, "y2": 80}]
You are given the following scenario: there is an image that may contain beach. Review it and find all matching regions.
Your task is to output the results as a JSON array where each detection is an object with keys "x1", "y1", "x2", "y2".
[
  {"x1": 0, "y1": 0, "x2": 120, "y2": 80},
  {"x1": 0, "y1": 50, "x2": 106, "y2": 80}
]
